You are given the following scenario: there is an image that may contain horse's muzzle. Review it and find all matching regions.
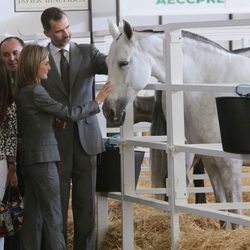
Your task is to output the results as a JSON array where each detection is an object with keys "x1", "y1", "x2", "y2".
[{"x1": 102, "y1": 103, "x2": 126, "y2": 126}]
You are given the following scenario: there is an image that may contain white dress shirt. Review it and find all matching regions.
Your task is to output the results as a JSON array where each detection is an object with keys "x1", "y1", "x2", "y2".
[{"x1": 49, "y1": 43, "x2": 70, "y2": 76}]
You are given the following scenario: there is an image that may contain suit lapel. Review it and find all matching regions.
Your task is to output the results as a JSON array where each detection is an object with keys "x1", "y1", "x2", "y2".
[{"x1": 69, "y1": 43, "x2": 83, "y2": 91}]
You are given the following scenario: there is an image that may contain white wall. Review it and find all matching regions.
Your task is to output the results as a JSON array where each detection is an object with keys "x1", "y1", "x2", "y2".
[
  {"x1": 1, "y1": 1, "x2": 250, "y2": 41},
  {"x1": 0, "y1": 1, "x2": 89, "y2": 39}
]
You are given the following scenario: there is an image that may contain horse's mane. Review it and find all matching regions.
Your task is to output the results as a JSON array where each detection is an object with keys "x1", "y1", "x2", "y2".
[
  {"x1": 232, "y1": 47, "x2": 250, "y2": 54},
  {"x1": 136, "y1": 28, "x2": 229, "y2": 53},
  {"x1": 181, "y1": 30, "x2": 228, "y2": 52}
]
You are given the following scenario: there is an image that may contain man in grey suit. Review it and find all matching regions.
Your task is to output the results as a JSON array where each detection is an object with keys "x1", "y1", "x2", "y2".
[{"x1": 40, "y1": 7, "x2": 108, "y2": 250}]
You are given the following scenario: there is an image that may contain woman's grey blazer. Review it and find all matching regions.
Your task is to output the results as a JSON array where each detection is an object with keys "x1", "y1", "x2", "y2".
[{"x1": 17, "y1": 84, "x2": 100, "y2": 166}]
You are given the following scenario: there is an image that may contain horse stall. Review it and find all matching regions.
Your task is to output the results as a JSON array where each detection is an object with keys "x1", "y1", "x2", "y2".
[{"x1": 96, "y1": 19, "x2": 250, "y2": 249}]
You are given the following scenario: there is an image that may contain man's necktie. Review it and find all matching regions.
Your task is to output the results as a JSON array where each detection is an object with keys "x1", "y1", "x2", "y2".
[{"x1": 60, "y1": 49, "x2": 69, "y2": 93}]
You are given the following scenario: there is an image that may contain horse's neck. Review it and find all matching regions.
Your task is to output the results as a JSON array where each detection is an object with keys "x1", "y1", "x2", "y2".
[
  {"x1": 137, "y1": 33, "x2": 165, "y2": 83},
  {"x1": 183, "y1": 37, "x2": 250, "y2": 83},
  {"x1": 140, "y1": 32, "x2": 250, "y2": 84}
]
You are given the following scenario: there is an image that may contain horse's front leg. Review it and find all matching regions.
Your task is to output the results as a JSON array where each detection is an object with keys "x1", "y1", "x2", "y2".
[
  {"x1": 150, "y1": 148, "x2": 168, "y2": 200},
  {"x1": 191, "y1": 157, "x2": 206, "y2": 204}
]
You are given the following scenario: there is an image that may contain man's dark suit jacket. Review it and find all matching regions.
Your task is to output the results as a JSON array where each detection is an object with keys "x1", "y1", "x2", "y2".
[{"x1": 42, "y1": 42, "x2": 108, "y2": 156}]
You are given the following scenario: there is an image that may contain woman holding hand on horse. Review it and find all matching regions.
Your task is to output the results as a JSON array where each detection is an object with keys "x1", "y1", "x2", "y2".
[{"x1": 16, "y1": 44, "x2": 111, "y2": 250}]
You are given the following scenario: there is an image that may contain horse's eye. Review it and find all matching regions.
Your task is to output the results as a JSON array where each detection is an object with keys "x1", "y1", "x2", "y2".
[{"x1": 118, "y1": 61, "x2": 129, "y2": 68}]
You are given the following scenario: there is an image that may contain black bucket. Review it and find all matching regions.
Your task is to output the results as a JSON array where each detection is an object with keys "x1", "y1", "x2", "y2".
[
  {"x1": 216, "y1": 96, "x2": 250, "y2": 154},
  {"x1": 96, "y1": 147, "x2": 144, "y2": 192}
]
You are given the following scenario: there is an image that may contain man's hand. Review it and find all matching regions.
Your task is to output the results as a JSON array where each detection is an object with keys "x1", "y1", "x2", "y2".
[{"x1": 55, "y1": 118, "x2": 66, "y2": 129}]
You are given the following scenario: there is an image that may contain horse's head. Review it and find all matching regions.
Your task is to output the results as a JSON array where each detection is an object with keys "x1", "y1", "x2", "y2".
[{"x1": 103, "y1": 20, "x2": 152, "y2": 126}]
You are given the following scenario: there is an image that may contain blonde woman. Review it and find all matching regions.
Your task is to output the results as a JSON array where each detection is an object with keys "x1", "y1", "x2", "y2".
[{"x1": 16, "y1": 44, "x2": 111, "y2": 250}]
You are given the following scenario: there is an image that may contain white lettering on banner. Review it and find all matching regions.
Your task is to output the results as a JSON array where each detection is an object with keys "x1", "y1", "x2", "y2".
[{"x1": 15, "y1": 0, "x2": 88, "y2": 11}]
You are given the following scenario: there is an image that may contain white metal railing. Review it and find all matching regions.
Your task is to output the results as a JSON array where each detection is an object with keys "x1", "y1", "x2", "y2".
[
  {"x1": 97, "y1": 19, "x2": 250, "y2": 250},
  {"x1": 165, "y1": 19, "x2": 250, "y2": 249}
]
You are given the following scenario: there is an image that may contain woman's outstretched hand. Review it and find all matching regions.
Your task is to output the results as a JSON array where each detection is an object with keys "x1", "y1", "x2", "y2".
[{"x1": 95, "y1": 81, "x2": 112, "y2": 105}]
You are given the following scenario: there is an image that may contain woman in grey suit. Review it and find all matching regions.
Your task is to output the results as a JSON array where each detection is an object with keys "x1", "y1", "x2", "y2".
[{"x1": 16, "y1": 44, "x2": 111, "y2": 250}]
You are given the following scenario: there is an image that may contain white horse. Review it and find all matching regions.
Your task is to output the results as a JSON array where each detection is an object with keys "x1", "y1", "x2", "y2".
[{"x1": 103, "y1": 20, "x2": 250, "y2": 225}]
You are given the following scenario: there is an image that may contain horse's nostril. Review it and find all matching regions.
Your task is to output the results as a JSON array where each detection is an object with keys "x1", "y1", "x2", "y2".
[
  {"x1": 113, "y1": 110, "x2": 126, "y2": 125},
  {"x1": 120, "y1": 111, "x2": 126, "y2": 124}
]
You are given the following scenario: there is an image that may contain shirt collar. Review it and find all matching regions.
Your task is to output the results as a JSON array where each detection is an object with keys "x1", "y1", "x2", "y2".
[{"x1": 49, "y1": 43, "x2": 70, "y2": 57}]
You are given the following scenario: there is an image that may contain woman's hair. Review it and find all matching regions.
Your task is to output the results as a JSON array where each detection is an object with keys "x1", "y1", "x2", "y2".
[
  {"x1": 0, "y1": 61, "x2": 12, "y2": 123},
  {"x1": 16, "y1": 44, "x2": 49, "y2": 89}
]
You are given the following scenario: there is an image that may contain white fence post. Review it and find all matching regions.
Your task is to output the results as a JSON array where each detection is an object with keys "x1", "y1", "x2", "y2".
[
  {"x1": 120, "y1": 104, "x2": 135, "y2": 250},
  {"x1": 165, "y1": 29, "x2": 188, "y2": 249}
]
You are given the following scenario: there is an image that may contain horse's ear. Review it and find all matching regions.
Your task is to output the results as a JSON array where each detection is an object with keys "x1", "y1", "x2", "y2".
[
  {"x1": 108, "y1": 19, "x2": 120, "y2": 39},
  {"x1": 123, "y1": 20, "x2": 133, "y2": 40}
]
